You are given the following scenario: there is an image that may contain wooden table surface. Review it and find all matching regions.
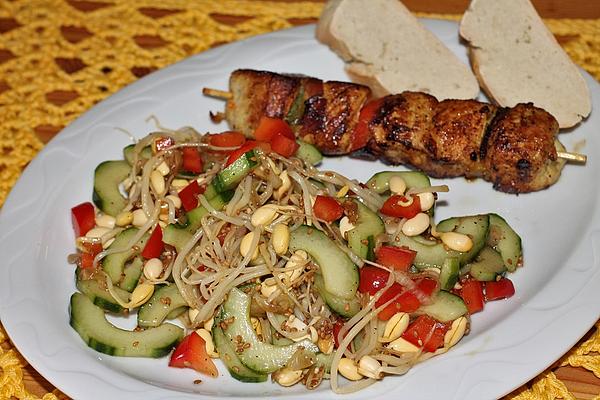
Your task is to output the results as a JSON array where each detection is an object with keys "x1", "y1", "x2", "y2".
[{"x1": 3, "y1": 0, "x2": 599, "y2": 399}]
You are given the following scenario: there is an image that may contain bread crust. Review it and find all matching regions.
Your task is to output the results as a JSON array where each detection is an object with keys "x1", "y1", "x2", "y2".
[
  {"x1": 460, "y1": 0, "x2": 591, "y2": 128},
  {"x1": 316, "y1": 0, "x2": 479, "y2": 101}
]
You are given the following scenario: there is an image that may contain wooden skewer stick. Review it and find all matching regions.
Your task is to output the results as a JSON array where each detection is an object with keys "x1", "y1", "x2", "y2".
[
  {"x1": 202, "y1": 87, "x2": 588, "y2": 164},
  {"x1": 203, "y1": 88, "x2": 232, "y2": 100},
  {"x1": 558, "y1": 151, "x2": 587, "y2": 163}
]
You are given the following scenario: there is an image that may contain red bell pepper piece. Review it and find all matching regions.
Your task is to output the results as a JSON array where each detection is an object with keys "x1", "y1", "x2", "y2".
[
  {"x1": 181, "y1": 147, "x2": 203, "y2": 174},
  {"x1": 270, "y1": 133, "x2": 299, "y2": 158},
  {"x1": 253, "y1": 116, "x2": 294, "y2": 142},
  {"x1": 225, "y1": 140, "x2": 270, "y2": 167},
  {"x1": 313, "y1": 195, "x2": 344, "y2": 222},
  {"x1": 141, "y1": 226, "x2": 164, "y2": 259},
  {"x1": 332, "y1": 318, "x2": 346, "y2": 349},
  {"x1": 380, "y1": 195, "x2": 422, "y2": 219},
  {"x1": 178, "y1": 180, "x2": 204, "y2": 212},
  {"x1": 376, "y1": 245, "x2": 417, "y2": 272},
  {"x1": 376, "y1": 278, "x2": 438, "y2": 320},
  {"x1": 80, "y1": 241, "x2": 103, "y2": 269},
  {"x1": 401, "y1": 315, "x2": 450, "y2": 352},
  {"x1": 460, "y1": 278, "x2": 485, "y2": 314},
  {"x1": 209, "y1": 131, "x2": 246, "y2": 148},
  {"x1": 71, "y1": 202, "x2": 95, "y2": 237},
  {"x1": 350, "y1": 98, "x2": 383, "y2": 151},
  {"x1": 358, "y1": 266, "x2": 391, "y2": 295},
  {"x1": 169, "y1": 331, "x2": 218, "y2": 377},
  {"x1": 485, "y1": 278, "x2": 515, "y2": 301}
]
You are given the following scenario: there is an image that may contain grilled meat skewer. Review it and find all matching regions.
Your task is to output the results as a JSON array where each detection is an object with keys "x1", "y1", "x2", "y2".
[{"x1": 220, "y1": 69, "x2": 574, "y2": 193}]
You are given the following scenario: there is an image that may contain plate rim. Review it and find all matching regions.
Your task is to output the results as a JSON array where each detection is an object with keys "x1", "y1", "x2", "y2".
[{"x1": 1, "y1": 21, "x2": 599, "y2": 400}]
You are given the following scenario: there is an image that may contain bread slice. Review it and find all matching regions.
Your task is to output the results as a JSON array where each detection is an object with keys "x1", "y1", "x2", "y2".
[
  {"x1": 460, "y1": 0, "x2": 591, "y2": 128},
  {"x1": 316, "y1": 0, "x2": 479, "y2": 100}
]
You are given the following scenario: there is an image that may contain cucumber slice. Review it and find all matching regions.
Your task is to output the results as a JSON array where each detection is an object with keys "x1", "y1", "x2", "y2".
[
  {"x1": 221, "y1": 288, "x2": 318, "y2": 373},
  {"x1": 103, "y1": 228, "x2": 149, "y2": 284},
  {"x1": 346, "y1": 199, "x2": 385, "y2": 261},
  {"x1": 289, "y1": 225, "x2": 358, "y2": 300},
  {"x1": 76, "y1": 277, "x2": 129, "y2": 314},
  {"x1": 394, "y1": 214, "x2": 489, "y2": 270},
  {"x1": 439, "y1": 258, "x2": 460, "y2": 291},
  {"x1": 120, "y1": 257, "x2": 143, "y2": 292},
  {"x1": 186, "y1": 190, "x2": 234, "y2": 233},
  {"x1": 316, "y1": 352, "x2": 334, "y2": 374},
  {"x1": 69, "y1": 292, "x2": 183, "y2": 357},
  {"x1": 137, "y1": 284, "x2": 188, "y2": 328},
  {"x1": 314, "y1": 275, "x2": 360, "y2": 318},
  {"x1": 487, "y1": 214, "x2": 522, "y2": 272},
  {"x1": 436, "y1": 214, "x2": 490, "y2": 265},
  {"x1": 92, "y1": 160, "x2": 130, "y2": 216},
  {"x1": 163, "y1": 224, "x2": 192, "y2": 253},
  {"x1": 394, "y1": 235, "x2": 456, "y2": 269},
  {"x1": 418, "y1": 291, "x2": 467, "y2": 322},
  {"x1": 213, "y1": 322, "x2": 268, "y2": 383},
  {"x1": 271, "y1": 327, "x2": 294, "y2": 346},
  {"x1": 161, "y1": 190, "x2": 233, "y2": 247},
  {"x1": 467, "y1": 246, "x2": 506, "y2": 281},
  {"x1": 211, "y1": 150, "x2": 258, "y2": 193},
  {"x1": 296, "y1": 140, "x2": 323, "y2": 166},
  {"x1": 123, "y1": 144, "x2": 152, "y2": 166},
  {"x1": 366, "y1": 171, "x2": 431, "y2": 194}
]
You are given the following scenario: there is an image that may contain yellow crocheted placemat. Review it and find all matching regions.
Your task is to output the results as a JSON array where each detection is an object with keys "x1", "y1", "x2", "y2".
[{"x1": 0, "y1": 1, "x2": 599, "y2": 399}]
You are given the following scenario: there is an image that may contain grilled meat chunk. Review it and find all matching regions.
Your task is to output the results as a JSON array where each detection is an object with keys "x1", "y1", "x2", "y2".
[
  {"x1": 367, "y1": 94, "x2": 560, "y2": 192},
  {"x1": 298, "y1": 79, "x2": 370, "y2": 154},
  {"x1": 227, "y1": 70, "x2": 309, "y2": 135},
  {"x1": 224, "y1": 69, "x2": 565, "y2": 193},
  {"x1": 227, "y1": 69, "x2": 370, "y2": 155},
  {"x1": 482, "y1": 103, "x2": 563, "y2": 193},
  {"x1": 432, "y1": 99, "x2": 498, "y2": 178},
  {"x1": 367, "y1": 92, "x2": 439, "y2": 173}
]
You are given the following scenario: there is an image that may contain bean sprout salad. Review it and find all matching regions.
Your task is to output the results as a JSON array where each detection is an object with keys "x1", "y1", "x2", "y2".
[{"x1": 68, "y1": 121, "x2": 521, "y2": 394}]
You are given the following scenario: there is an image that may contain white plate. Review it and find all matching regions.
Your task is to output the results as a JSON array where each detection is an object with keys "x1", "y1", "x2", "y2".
[{"x1": 1, "y1": 20, "x2": 599, "y2": 400}]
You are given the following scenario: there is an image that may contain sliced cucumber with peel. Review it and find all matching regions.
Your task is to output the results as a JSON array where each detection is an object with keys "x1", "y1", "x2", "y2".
[
  {"x1": 466, "y1": 246, "x2": 506, "y2": 281},
  {"x1": 69, "y1": 292, "x2": 183, "y2": 357},
  {"x1": 395, "y1": 214, "x2": 489, "y2": 270},
  {"x1": 346, "y1": 199, "x2": 384, "y2": 261},
  {"x1": 366, "y1": 171, "x2": 431, "y2": 194},
  {"x1": 439, "y1": 258, "x2": 460, "y2": 291},
  {"x1": 487, "y1": 213, "x2": 522, "y2": 272},
  {"x1": 220, "y1": 288, "x2": 319, "y2": 373},
  {"x1": 137, "y1": 284, "x2": 188, "y2": 328},
  {"x1": 120, "y1": 257, "x2": 143, "y2": 292},
  {"x1": 162, "y1": 190, "x2": 234, "y2": 250},
  {"x1": 163, "y1": 224, "x2": 193, "y2": 253},
  {"x1": 289, "y1": 225, "x2": 358, "y2": 300},
  {"x1": 212, "y1": 319, "x2": 268, "y2": 383},
  {"x1": 436, "y1": 214, "x2": 490, "y2": 265},
  {"x1": 186, "y1": 190, "x2": 234, "y2": 233},
  {"x1": 418, "y1": 291, "x2": 467, "y2": 322},
  {"x1": 103, "y1": 228, "x2": 149, "y2": 284},
  {"x1": 93, "y1": 160, "x2": 130, "y2": 216},
  {"x1": 76, "y1": 275, "x2": 129, "y2": 314},
  {"x1": 296, "y1": 140, "x2": 323, "y2": 166},
  {"x1": 123, "y1": 144, "x2": 152, "y2": 166},
  {"x1": 394, "y1": 234, "x2": 456, "y2": 270},
  {"x1": 211, "y1": 150, "x2": 258, "y2": 193},
  {"x1": 313, "y1": 274, "x2": 360, "y2": 318}
]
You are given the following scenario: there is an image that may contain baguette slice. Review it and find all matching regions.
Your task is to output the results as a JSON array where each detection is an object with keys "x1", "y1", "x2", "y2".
[
  {"x1": 460, "y1": 0, "x2": 591, "y2": 128},
  {"x1": 316, "y1": 0, "x2": 479, "y2": 100}
]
